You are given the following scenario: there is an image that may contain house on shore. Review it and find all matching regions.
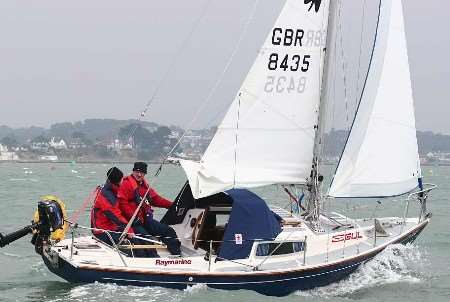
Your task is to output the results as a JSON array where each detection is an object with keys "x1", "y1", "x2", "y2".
[{"x1": 0, "y1": 144, "x2": 19, "y2": 161}]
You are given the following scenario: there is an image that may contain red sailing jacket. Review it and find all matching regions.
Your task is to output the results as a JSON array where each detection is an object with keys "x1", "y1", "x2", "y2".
[
  {"x1": 91, "y1": 182, "x2": 134, "y2": 235},
  {"x1": 117, "y1": 175, "x2": 173, "y2": 223}
]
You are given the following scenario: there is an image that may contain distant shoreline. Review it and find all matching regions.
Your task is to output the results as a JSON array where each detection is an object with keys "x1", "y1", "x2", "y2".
[
  {"x1": 1, "y1": 160, "x2": 449, "y2": 167},
  {"x1": 0, "y1": 160, "x2": 163, "y2": 164}
]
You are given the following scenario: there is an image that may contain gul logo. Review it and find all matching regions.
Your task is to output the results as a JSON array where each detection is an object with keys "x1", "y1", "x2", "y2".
[
  {"x1": 155, "y1": 259, "x2": 192, "y2": 266},
  {"x1": 331, "y1": 231, "x2": 363, "y2": 243},
  {"x1": 304, "y1": 0, "x2": 322, "y2": 13}
]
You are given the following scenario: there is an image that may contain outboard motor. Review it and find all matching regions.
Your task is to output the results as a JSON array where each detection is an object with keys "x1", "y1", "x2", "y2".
[{"x1": 0, "y1": 196, "x2": 66, "y2": 255}]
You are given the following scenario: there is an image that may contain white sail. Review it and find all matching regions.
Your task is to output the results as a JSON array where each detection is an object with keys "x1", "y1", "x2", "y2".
[
  {"x1": 182, "y1": 0, "x2": 331, "y2": 199},
  {"x1": 328, "y1": 0, "x2": 421, "y2": 198}
]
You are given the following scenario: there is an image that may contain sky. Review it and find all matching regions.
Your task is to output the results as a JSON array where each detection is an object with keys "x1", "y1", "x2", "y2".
[{"x1": 0, "y1": 0, "x2": 449, "y2": 134}]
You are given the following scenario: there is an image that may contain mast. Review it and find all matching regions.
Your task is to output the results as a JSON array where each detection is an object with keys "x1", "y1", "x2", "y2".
[{"x1": 306, "y1": 0, "x2": 337, "y2": 227}]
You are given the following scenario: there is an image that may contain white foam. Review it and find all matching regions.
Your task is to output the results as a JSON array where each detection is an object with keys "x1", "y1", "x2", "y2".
[
  {"x1": 8, "y1": 178, "x2": 38, "y2": 182},
  {"x1": 62, "y1": 282, "x2": 182, "y2": 302},
  {"x1": 295, "y1": 244, "x2": 424, "y2": 297},
  {"x1": 68, "y1": 284, "x2": 90, "y2": 298},
  {"x1": 184, "y1": 283, "x2": 208, "y2": 294},
  {"x1": 30, "y1": 261, "x2": 48, "y2": 276},
  {"x1": 128, "y1": 286, "x2": 172, "y2": 300}
]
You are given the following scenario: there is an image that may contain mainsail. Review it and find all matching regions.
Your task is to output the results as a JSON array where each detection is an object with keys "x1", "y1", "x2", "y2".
[
  {"x1": 328, "y1": 0, "x2": 421, "y2": 198},
  {"x1": 181, "y1": 0, "x2": 331, "y2": 199}
]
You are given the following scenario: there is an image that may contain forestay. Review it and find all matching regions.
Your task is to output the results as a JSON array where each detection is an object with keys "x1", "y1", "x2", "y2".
[
  {"x1": 182, "y1": 0, "x2": 331, "y2": 199},
  {"x1": 328, "y1": 0, "x2": 421, "y2": 198}
]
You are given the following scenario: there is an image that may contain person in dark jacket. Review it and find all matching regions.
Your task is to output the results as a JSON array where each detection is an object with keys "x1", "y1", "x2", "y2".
[
  {"x1": 91, "y1": 167, "x2": 148, "y2": 257},
  {"x1": 118, "y1": 162, "x2": 181, "y2": 256}
]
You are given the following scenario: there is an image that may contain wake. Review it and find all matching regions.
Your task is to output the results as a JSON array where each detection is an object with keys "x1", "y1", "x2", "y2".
[{"x1": 295, "y1": 243, "x2": 426, "y2": 298}]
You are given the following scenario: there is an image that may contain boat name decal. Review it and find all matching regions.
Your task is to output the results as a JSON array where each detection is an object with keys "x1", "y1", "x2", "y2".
[
  {"x1": 155, "y1": 259, "x2": 192, "y2": 266},
  {"x1": 331, "y1": 231, "x2": 363, "y2": 243}
]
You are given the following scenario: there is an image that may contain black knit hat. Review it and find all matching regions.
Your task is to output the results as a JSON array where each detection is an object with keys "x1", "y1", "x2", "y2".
[
  {"x1": 133, "y1": 162, "x2": 147, "y2": 174},
  {"x1": 107, "y1": 167, "x2": 123, "y2": 185}
]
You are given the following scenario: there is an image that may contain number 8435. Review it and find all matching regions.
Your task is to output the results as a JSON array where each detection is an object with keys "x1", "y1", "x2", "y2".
[
  {"x1": 264, "y1": 76, "x2": 307, "y2": 94},
  {"x1": 267, "y1": 53, "x2": 310, "y2": 72}
]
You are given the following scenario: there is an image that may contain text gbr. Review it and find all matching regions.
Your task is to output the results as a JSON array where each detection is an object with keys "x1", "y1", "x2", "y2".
[{"x1": 264, "y1": 28, "x2": 325, "y2": 94}]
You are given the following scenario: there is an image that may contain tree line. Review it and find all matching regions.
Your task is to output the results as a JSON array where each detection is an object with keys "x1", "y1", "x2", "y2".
[
  {"x1": 2, "y1": 121, "x2": 450, "y2": 158},
  {"x1": 0, "y1": 119, "x2": 183, "y2": 160}
]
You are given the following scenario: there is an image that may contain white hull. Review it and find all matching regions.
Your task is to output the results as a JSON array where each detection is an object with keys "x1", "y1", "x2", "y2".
[{"x1": 42, "y1": 209, "x2": 429, "y2": 296}]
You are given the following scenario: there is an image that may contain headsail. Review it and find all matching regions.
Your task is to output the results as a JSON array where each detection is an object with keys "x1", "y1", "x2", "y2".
[
  {"x1": 181, "y1": 0, "x2": 331, "y2": 199},
  {"x1": 328, "y1": 0, "x2": 421, "y2": 198}
]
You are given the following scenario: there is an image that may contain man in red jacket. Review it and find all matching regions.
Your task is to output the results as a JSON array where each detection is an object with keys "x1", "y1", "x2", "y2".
[
  {"x1": 118, "y1": 162, "x2": 181, "y2": 256},
  {"x1": 91, "y1": 167, "x2": 149, "y2": 255}
]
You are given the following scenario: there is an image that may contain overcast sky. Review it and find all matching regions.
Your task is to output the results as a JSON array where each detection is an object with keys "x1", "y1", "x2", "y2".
[{"x1": 0, "y1": 0, "x2": 449, "y2": 134}]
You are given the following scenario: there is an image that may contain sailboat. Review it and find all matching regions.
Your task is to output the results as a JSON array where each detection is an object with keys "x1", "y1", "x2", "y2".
[{"x1": 0, "y1": 0, "x2": 435, "y2": 296}]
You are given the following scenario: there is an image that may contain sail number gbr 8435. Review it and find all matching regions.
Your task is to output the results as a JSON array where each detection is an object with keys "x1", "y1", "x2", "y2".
[{"x1": 264, "y1": 28, "x2": 325, "y2": 94}]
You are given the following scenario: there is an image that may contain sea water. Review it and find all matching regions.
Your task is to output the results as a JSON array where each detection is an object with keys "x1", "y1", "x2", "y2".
[{"x1": 0, "y1": 163, "x2": 449, "y2": 302}]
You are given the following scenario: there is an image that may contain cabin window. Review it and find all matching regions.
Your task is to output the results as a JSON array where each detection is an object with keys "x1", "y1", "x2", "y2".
[{"x1": 256, "y1": 241, "x2": 305, "y2": 256}]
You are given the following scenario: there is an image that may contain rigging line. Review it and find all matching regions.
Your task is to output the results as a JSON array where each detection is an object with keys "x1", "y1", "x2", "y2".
[
  {"x1": 117, "y1": 185, "x2": 153, "y2": 245},
  {"x1": 342, "y1": 199, "x2": 349, "y2": 257},
  {"x1": 123, "y1": 0, "x2": 214, "y2": 144},
  {"x1": 328, "y1": 0, "x2": 383, "y2": 194},
  {"x1": 71, "y1": 163, "x2": 116, "y2": 227},
  {"x1": 69, "y1": 188, "x2": 98, "y2": 224},
  {"x1": 81, "y1": 0, "x2": 210, "y2": 200},
  {"x1": 232, "y1": 94, "x2": 242, "y2": 188},
  {"x1": 336, "y1": 1, "x2": 350, "y2": 128},
  {"x1": 355, "y1": 0, "x2": 368, "y2": 117},
  {"x1": 91, "y1": 0, "x2": 212, "y2": 193},
  {"x1": 67, "y1": 222, "x2": 282, "y2": 243},
  {"x1": 154, "y1": 0, "x2": 261, "y2": 175}
]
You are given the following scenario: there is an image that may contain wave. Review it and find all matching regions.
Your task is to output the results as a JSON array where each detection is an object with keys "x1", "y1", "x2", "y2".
[
  {"x1": 30, "y1": 261, "x2": 48, "y2": 277},
  {"x1": 295, "y1": 244, "x2": 425, "y2": 298},
  {"x1": 43, "y1": 282, "x2": 189, "y2": 302},
  {"x1": 0, "y1": 251, "x2": 22, "y2": 258},
  {"x1": 44, "y1": 281, "x2": 210, "y2": 302},
  {"x1": 184, "y1": 283, "x2": 208, "y2": 295},
  {"x1": 8, "y1": 178, "x2": 39, "y2": 182}
]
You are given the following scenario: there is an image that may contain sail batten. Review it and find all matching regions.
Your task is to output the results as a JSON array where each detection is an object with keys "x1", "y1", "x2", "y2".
[
  {"x1": 328, "y1": 0, "x2": 421, "y2": 198},
  {"x1": 182, "y1": 0, "x2": 331, "y2": 199}
]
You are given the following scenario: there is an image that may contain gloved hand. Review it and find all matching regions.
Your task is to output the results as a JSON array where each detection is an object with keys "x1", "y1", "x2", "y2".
[{"x1": 145, "y1": 207, "x2": 154, "y2": 221}]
